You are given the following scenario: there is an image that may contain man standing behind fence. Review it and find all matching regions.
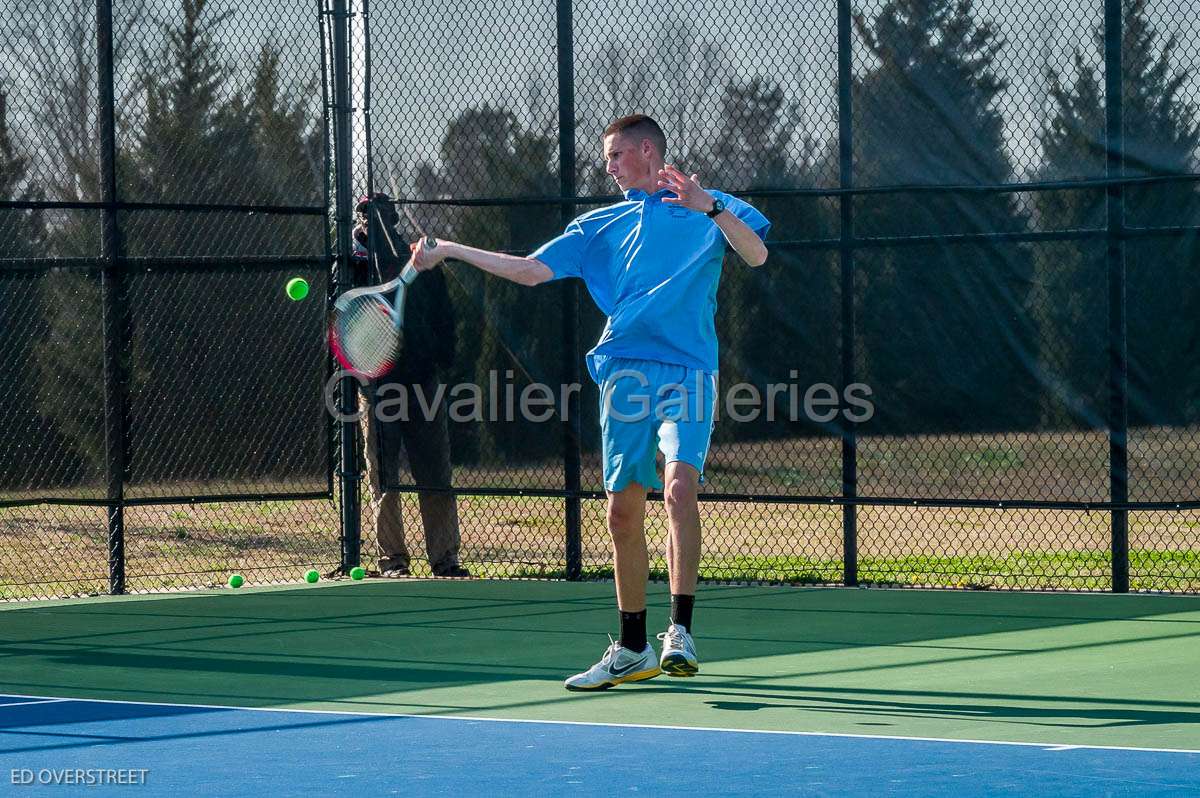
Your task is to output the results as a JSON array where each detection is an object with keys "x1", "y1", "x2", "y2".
[
  {"x1": 352, "y1": 193, "x2": 469, "y2": 578},
  {"x1": 412, "y1": 115, "x2": 769, "y2": 688}
]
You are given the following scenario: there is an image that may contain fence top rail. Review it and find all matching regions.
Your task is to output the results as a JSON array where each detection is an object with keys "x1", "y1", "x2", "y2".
[
  {"x1": 0, "y1": 200, "x2": 328, "y2": 216},
  {"x1": 380, "y1": 173, "x2": 1200, "y2": 210}
]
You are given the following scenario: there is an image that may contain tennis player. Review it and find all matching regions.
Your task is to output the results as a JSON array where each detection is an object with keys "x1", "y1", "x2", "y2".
[{"x1": 412, "y1": 114, "x2": 770, "y2": 689}]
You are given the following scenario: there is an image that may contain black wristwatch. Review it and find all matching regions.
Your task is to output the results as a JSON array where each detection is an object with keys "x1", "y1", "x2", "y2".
[{"x1": 706, "y1": 197, "x2": 726, "y2": 218}]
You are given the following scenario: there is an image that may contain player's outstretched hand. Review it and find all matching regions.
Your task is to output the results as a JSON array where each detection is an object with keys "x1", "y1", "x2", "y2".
[
  {"x1": 657, "y1": 165, "x2": 714, "y2": 213},
  {"x1": 412, "y1": 236, "x2": 447, "y2": 272}
]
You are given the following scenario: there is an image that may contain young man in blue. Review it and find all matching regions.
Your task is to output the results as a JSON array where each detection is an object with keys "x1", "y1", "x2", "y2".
[{"x1": 412, "y1": 115, "x2": 770, "y2": 690}]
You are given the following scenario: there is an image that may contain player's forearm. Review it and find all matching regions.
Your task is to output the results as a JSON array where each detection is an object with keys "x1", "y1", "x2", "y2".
[
  {"x1": 713, "y1": 212, "x2": 768, "y2": 267},
  {"x1": 441, "y1": 242, "x2": 553, "y2": 286}
]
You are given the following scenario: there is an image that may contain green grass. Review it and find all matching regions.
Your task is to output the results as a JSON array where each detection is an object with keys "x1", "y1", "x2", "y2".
[
  {"x1": 465, "y1": 549, "x2": 1200, "y2": 592},
  {"x1": 5, "y1": 548, "x2": 1198, "y2": 601},
  {"x1": 967, "y1": 445, "x2": 1026, "y2": 470}
]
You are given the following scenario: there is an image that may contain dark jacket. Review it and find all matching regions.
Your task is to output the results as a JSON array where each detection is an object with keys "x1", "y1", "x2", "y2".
[{"x1": 350, "y1": 228, "x2": 456, "y2": 387}]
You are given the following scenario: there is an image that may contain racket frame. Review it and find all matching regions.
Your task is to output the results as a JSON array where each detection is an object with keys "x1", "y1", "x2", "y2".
[{"x1": 329, "y1": 262, "x2": 418, "y2": 376}]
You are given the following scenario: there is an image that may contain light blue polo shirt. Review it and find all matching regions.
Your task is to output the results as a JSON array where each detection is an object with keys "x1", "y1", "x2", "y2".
[{"x1": 530, "y1": 188, "x2": 770, "y2": 380}]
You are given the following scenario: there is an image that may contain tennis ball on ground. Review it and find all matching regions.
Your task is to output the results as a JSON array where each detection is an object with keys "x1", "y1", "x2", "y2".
[
  {"x1": 350, "y1": 566, "x2": 365, "y2": 581},
  {"x1": 228, "y1": 574, "x2": 244, "y2": 588},
  {"x1": 305, "y1": 569, "x2": 320, "y2": 584},
  {"x1": 285, "y1": 277, "x2": 309, "y2": 301}
]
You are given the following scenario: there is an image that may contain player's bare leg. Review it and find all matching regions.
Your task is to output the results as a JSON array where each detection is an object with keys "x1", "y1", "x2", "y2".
[
  {"x1": 664, "y1": 462, "x2": 701, "y2": 594},
  {"x1": 660, "y1": 461, "x2": 701, "y2": 676},
  {"x1": 609, "y1": 482, "x2": 650, "y2": 612},
  {"x1": 564, "y1": 482, "x2": 658, "y2": 690}
]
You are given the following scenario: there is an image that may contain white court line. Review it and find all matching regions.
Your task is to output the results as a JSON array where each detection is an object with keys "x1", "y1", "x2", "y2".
[
  {"x1": 0, "y1": 692, "x2": 1196, "y2": 756},
  {"x1": 0, "y1": 699, "x2": 68, "y2": 708}
]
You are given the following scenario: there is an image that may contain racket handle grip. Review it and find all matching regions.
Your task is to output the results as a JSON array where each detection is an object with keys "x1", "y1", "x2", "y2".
[{"x1": 400, "y1": 263, "x2": 418, "y2": 285}]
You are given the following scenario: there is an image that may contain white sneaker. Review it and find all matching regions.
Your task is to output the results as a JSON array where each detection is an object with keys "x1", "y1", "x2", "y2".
[
  {"x1": 564, "y1": 637, "x2": 661, "y2": 691},
  {"x1": 657, "y1": 623, "x2": 699, "y2": 677}
]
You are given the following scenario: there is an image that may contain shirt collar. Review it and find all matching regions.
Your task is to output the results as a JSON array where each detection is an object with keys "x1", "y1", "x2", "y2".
[{"x1": 623, "y1": 187, "x2": 675, "y2": 202}]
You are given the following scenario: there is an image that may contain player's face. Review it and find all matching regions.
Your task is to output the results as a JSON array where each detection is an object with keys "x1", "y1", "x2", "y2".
[{"x1": 603, "y1": 134, "x2": 651, "y2": 192}]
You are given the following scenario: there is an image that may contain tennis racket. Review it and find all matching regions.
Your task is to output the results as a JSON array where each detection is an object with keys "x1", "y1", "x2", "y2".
[{"x1": 329, "y1": 236, "x2": 436, "y2": 378}]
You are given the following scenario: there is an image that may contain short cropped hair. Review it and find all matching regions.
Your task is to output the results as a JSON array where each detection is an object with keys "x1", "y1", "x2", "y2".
[{"x1": 603, "y1": 115, "x2": 666, "y2": 158}]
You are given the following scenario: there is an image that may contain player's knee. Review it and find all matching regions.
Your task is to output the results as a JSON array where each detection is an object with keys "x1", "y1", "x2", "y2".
[
  {"x1": 607, "y1": 500, "x2": 642, "y2": 538},
  {"x1": 663, "y1": 475, "x2": 697, "y2": 515}
]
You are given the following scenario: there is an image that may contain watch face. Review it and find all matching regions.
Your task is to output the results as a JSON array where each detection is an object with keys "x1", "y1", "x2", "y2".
[{"x1": 710, "y1": 198, "x2": 725, "y2": 216}]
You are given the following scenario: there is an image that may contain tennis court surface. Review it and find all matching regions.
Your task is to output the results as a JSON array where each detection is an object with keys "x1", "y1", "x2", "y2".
[{"x1": 1, "y1": 580, "x2": 1197, "y2": 795}]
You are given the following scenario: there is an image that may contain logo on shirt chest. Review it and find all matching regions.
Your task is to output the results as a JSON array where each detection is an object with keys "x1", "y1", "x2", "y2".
[{"x1": 666, "y1": 207, "x2": 692, "y2": 219}]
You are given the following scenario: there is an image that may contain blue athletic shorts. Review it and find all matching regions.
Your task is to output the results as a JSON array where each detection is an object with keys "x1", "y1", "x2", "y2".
[{"x1": 592, "y1": 355, "x2": 718, "y2": 493}]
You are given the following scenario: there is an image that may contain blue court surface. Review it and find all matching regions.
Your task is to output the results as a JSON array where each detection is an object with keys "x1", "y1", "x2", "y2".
[{"x1": 0, "y1": 694, "x2": 1196, "y2": 796}]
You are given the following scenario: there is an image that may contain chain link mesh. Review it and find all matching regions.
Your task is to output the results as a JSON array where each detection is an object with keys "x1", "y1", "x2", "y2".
[
  {"x1": 2, "y1": 0, "x2": 1198, "y2": 599},
  {"x1": 2, "y1": 0, "x2": 333, "y2": 600}
]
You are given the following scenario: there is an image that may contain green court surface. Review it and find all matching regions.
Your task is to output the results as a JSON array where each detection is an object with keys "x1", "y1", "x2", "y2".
[{"x1": 2, "y1": 580, "x2": 1198, "y2": 751}]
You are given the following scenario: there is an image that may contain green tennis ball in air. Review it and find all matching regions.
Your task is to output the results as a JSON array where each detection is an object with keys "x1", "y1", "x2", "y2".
[
  {"x1": 305, "y1": 569, "x2": 320, "y2": 584},
  {"x1": 285, "y1": 277, "x2": 309, "y2": 301},
  {"x1": 350, "y1": 566, "x2": 365, "y2": 581},
  {"x1": 228, "y1": 574, "x2": 244, "y2": 588}
]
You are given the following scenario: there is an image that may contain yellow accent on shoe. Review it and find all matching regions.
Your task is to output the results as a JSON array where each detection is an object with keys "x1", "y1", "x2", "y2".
[
  {"x1": 565, "y1": 665, "x2": 661, "y2": 691},
  {"x1": 661, "y1": 652, "x2": 699, "y2": 676},
  {"x1": 613, "y1": 665, "x2": 662, "y2": 685},
  {"x1": 658, "y1": 624, "x2": 700, "y2": 677}
]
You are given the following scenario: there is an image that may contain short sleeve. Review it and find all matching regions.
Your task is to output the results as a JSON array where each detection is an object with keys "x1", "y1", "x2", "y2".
[
  {"x1": 530, "y1": 219, "x2": 588, "y2": 281},
  {"x1": 720, "y1": 192, "x2": 771, "y2": 241}
]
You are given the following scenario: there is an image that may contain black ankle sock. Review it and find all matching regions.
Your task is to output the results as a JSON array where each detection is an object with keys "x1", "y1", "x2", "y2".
[
  {"x1": 619, "y1": 609, "x2": 647, "y2": 652},
  {"x1": 670, "y1": 594, "x2": 695, "y2": 633}
]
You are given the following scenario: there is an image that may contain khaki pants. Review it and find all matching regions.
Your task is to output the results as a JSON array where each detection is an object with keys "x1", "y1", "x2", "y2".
[{"x1": 361, "y1": 377, "x2": 460, "y2": 572}]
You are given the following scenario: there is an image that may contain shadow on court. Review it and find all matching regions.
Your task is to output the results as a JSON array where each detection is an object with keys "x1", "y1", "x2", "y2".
[
  {"x1": 681, "y1": 686, "x2": 1200, "y2": 730},
  {"x1": 0, "y1": 699, "x2": 397, "y2": 756},
  {"x1": 1, "y1": 580, "x2": 1198, "y2": 747}
]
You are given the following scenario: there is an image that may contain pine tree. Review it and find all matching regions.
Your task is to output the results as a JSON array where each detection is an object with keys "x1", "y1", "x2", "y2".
[
  {"x1": 1035, "y1": 0, "x2": 1200, "y2": 427},
  {"x1": 706, "y1": 78, "x2": 838, "y2": 443},
  {"x1": 1, "y1": 88, "x2": 56, "y2": 492},
  {"x1": 119, "y1": 1, "x2": 324, "y2": 484},
  {"x1": 851, "y1": 0, "x2": 1038, "y2": 435},
  {"x1": 234, "y1": 44, "x2": 324, "y2": 253},
  {"x1": 31, "y1": 12, "x2": 120, "y2": 484},
  {"x1": 430, "y1": 106, "x2": 563, "y2": 465},
  {"x1": 0, "y1": 91, "x2": 45, "y2": 257},
  {"x1": 30, "y1": 2, "x2": 325, "y2": 490}
]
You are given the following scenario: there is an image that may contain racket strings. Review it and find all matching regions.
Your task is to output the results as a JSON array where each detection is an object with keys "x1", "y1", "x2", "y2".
[{"x1": 333, "y1": 295, "x2": 400, "y2": 376}]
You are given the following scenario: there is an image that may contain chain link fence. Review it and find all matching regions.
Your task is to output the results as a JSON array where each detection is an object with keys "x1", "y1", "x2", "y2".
[
  {"x1": 2, "y1": 0, "x2": 1198, "y2": 599},
  {"x1": 354, "y1": 0, "x2": 1200, "y2": 592},
  {"x1": 1, "y1": 0, "x2": 337, "y2": 599}
]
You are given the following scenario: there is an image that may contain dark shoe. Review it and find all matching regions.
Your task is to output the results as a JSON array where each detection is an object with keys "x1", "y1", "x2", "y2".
[{"x1": 432, "y1": 563, "x2": 471, "y2": 578}]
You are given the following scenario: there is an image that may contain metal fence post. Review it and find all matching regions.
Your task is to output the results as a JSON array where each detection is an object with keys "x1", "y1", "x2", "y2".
[
  {"x1": 557, "y1": 0, "x2": 582, "y2": 580},
  {"x1": 1104, "y1": 0, "x2": 1129, "y2": 593},
  {"x1": 837, "y1": 0, "x2": 858, "y2": 587},
  {"x1": 96, "y1": 0, "x2": 126, "y2": 595},
  {"x1": 332, "y1": 0, "x2": 361, "y2": 573}
]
